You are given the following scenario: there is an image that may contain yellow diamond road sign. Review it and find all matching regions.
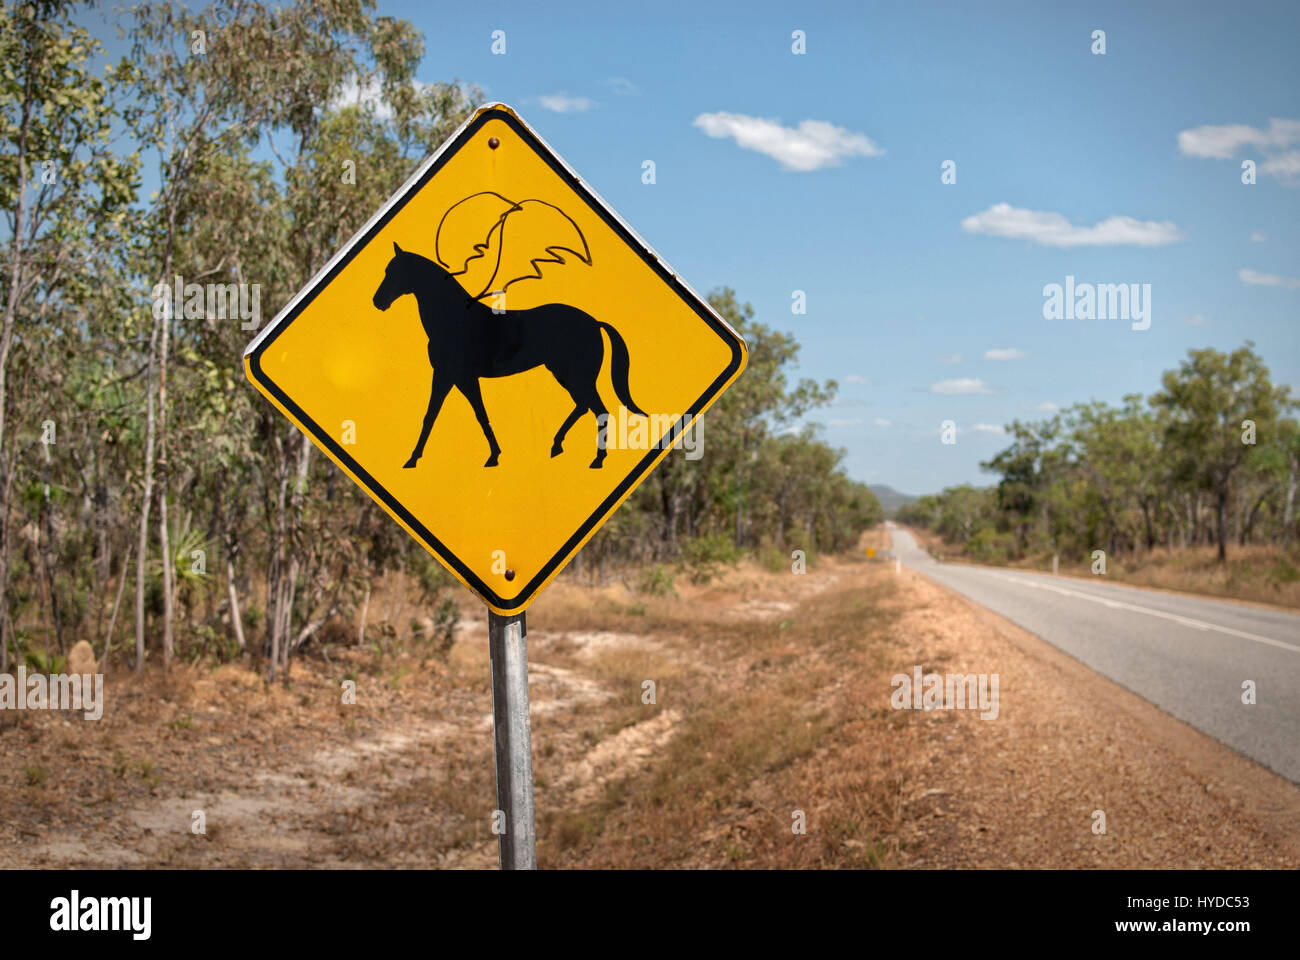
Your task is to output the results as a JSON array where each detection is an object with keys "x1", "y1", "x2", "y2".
[{"x1": 244, "y1": 103, "x2": 747, "y2": 615}]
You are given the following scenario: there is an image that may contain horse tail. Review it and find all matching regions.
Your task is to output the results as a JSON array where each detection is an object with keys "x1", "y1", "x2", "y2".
[{"x1": 597, "y1": 322, "x2": 647, "y2": 418}]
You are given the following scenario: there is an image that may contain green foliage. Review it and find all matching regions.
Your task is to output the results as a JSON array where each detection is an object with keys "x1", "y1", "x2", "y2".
[
  {"x1": 581, "y1": 290, "x2": 883, "y2": 576},
  {"x1": 0, "y1": 0, "x2": 876, "y2": 683},
  {"x1": 408, "y1": 592, "x2": 459, "y2": 660},
  {"x1": 1271, "y1": 557, "x2": 1299, "y2": 585},
  {"x1": 905, "y1": 344, "x2": 1298, "y2": 563},
  {"x1": 680, "y1": 533, "x2": 741, "y2": 583},
  {"x1": 24, "y1": 649, "x2": 66, "y2": 674},
  {"x1": 636, "y1": 565, "x2": 676, "y2": 597},
  {"x1": 758, "y1": 545, "x2": 790, "y2": 573},
  {"x1": 966, "y1": 527, "x2": 1017, "y2": 564},
  {"x1": 180, "y1": 624, "x2": 241, "y2": 664}
]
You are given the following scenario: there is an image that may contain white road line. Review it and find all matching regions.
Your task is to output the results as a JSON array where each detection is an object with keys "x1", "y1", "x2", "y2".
[{"x1": 984, "y1": 572, "x2": 1300, "y2": 656}]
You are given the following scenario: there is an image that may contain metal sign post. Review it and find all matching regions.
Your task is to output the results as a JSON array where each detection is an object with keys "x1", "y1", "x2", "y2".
[{"x1": 488, "y1": 611, "x2": 537, "y2": 869}]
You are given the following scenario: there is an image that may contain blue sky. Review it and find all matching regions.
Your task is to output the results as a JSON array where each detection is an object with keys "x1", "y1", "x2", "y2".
[
  {"x1": 392, "y1": 0, "x2": 1300, "y2": 495},
  {"x1": 97, "y1": 0, "x2": 1300, "y2": 495}
]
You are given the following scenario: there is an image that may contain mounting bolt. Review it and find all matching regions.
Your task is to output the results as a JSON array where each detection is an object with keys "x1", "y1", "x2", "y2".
[
  {"x1": 488, "y1": 137, "x2": 500, "y2": 150},
  {"x1": 504, "y1": 568, "x2": 515, "y2": 581}
]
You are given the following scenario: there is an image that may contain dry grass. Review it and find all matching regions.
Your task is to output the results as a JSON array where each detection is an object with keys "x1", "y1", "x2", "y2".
[
  {"x1": 7, "y1": 524, "x2": 1295, "y2": 869},
  {"x1": 536, "y1": 559, "x2": 907, "y2": 868},
  {"x1": 861, "y1": 523, "x2": 892, "y2": 556},
  {"x1": 1050, "y1": 543, "x2": 1300, "y2": 609},
  {"x1": 534, "y1": 532, "x2": 1300, "y2": 869},
  {"x1": 903, "y1": 526, "x2": 1300, "y2": 609}
]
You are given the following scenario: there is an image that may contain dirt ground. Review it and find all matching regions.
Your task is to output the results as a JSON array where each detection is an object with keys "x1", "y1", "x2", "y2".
[{"x1": 2, "y1": 530, "x2": 1296, "y2": 869}]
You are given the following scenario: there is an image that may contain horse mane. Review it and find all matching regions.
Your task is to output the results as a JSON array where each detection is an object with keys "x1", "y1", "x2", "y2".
[{"x1": 402, "y1": 247, "x2": 478, "y2": 308}]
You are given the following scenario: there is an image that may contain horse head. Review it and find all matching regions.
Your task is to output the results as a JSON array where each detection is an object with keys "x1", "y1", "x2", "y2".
[
  {"x1": 373, "y1": 242, "x2": 473, "y2": 320},
  {"x1": 372, "y1": 242, "x2": 420, "y2": 311}
]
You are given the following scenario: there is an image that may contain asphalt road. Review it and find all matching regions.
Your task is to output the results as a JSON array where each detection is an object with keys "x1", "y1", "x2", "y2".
[{"x1": 888, "y1": 523, "x2": 1300, "y2": 783}]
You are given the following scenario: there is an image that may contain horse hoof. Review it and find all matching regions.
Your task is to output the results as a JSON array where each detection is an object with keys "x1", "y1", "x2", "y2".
[
  {"x1": 588, "y1": 457, "x2": 604, "y2": 469},
  {"x1": 550, "y1": 444, "x2": 563, "y2": 458},
  {"x1": 485, "y1": 454, "x2": 500, "y2": 468},
  {"x1": 402, "y1": 457, "x2": 419, "y2": 469}
]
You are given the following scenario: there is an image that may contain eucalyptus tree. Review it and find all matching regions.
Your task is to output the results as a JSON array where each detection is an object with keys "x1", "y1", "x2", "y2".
[
  {"x1": 123, "y1": 0, "x2": 474, "y2": 678},
  {"x1": 0, "y1": 0, "x2": 138, "y2": 670},
  {"x1": 1151, "y1": 343, "x2": 1291, "y2": 562}
]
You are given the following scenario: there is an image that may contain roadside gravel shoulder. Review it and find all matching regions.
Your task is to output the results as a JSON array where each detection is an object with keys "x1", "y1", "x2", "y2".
[{"x1": 890, "y1": 563, "x2": 1300, "y2": 868}]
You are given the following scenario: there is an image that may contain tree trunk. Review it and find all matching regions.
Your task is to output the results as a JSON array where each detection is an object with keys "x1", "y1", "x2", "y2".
[
  {"x1": 39, "y1": 439, "x2": 63, "y2": 652},
  {"x1": 1140, "y1": 499, "x2": 1155, "y2": 551},
  {"x1": 0, "y1": 80, "x2": 33, "y2": 675},
  {"x1": 660, "y1": 481, "x2": 679, "y2": 556},
  {"x1": 1283, "y1": 457, "x2": 1297, "y2": 547},
  {"x1": 280, "y1": 434, "x2": 312, "y2": 680},
  {"x1": 1241, "y1": 485, "x2": 1277, "y2": 545},
  {"x1": 1215, "y1": 478, "x2": 1229, "y2": 563},
  {"x1": 157, "y1": 275, "x2": 175, "y2": 664},
  {"x1": 733, "y1": 474, "x2": 745, "y2": 549},
  {"x1": 266, "y1": 430, "x2": 311, "y2": 681},
  {"x1": 1166, "y1": 501, "x2": 1185, "y2": 551},
  {"x1": 91, "y1": 442, "x2": 109, "y2": 641},
  {"x1": 158, "y1": 487, "x2": 174, "y2": 662},
  {"x1": 225, "y1": 551, "x2": 246, "y2": 650},
  {"x1": 266, "y1": 467, "x2": 287, "y2": 679},
  {"x1": 134, "y1": 312, "x2": 160, "y2": 671},
  {"x1": 103, "y1": 542, "x2": 134, "y2": 676}
]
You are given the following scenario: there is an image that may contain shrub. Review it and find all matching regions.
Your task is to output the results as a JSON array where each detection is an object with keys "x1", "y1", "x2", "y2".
[
  {"x1": 680, "y1": 533, "x2": 741, "y2": 583},
  {"x1": 637, "y1": 564, "x2": 676, "y2": 597},
  {"x1": 965, "y1": 527, "x2": 1016, "y2": 564}
]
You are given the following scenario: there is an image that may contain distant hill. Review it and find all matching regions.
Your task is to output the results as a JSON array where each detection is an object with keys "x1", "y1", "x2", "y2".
[{"x1": 868, "y1": 484, "x2": 919, "y2": 518}]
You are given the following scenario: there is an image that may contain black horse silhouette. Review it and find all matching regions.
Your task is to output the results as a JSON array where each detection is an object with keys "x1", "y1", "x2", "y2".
[{"x1": 372, "y1": 243, "x2": 646, "y2": 469}]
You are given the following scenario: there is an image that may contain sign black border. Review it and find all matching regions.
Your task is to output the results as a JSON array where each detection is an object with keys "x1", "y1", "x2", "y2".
[{"x1": 246, "y1": 107, "x2": 745, "y2": 612}]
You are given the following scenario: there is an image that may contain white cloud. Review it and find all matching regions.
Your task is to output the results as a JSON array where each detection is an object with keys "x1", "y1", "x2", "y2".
[
  {"x1": 1177, "y1": 118, "x2": 1300, "y2": 157},
  {"x1": 984, "y1": 348, "x2": 1030, "y2": 361},
  {"x1": 331, "y1": 74, "x2": 398, "y2": 120},
  {"x1": 931, "y1": 378, "x2": 994, "y2": 396},
  {"x1": 1177, "y1": 119, "x2": 1300, "y2": 184},
  {"x1": 539, "y1": 93, "x2": 595, "y2": 113},
  {"x1": 961, "y1": 203, "x2": 1182, "y2": 247},
  {"x1": 874, "y1": 418, "x2": 892, "y2": 427},
  {"x1": 331, "y1": 75, "x2": 456, "y2": 121},
  {"x1": 1262, "y1": 151, "x2": 1300, "y2": 179},
  {"x1": 1251, "y1": 231, "x2": 1268, "y2": 243},
  {"x1": 971, "y1": 423, "x2": 1005, "y2": 434},
  {"x1": 939, "y1": 352, "x2": 964, "y2": 364},
  {"x1": 843, "y1": 374, "x2": 870, "y2": 384},
  {"x1": 1239, "y1": 268, "x2": 1300, "y2": 289},
  {"x1": 606, "y1": 77, "x2": 638, "y2": 96},
  {"x1": 1180, "y1": 314, "x2": 1207, "y2": 326},
  {"x1": 1034, "y1": 401, "x2": 1059, "y2": 413},
  {"x1": 693, "y1": 112, "x2": 883, "y2": 172}
]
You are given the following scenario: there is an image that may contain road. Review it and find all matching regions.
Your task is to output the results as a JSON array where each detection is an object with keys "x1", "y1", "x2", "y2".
[{"x1": 888, "y1": 523, "x2": 1300, "y2": 783}]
